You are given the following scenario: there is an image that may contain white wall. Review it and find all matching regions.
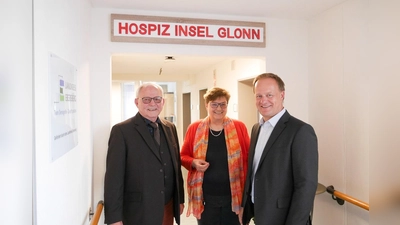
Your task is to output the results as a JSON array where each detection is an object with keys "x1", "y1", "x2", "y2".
[
  {"x1": 308, "y1": 0, "x2": 400, "y2": 224},
  {"x1": 111, "y1": 82, "x2": 123, "y2": 126},
  {"x1": 0, "y1": 0, "x2": 33, "y2": 224},
  {"x1": 309, "y1": 0, "x2": 366, "y2": 223},
  {"x1": 91, "y1": 8, "x2": 309, "y2": 224},
  {"x1": 33, "y1": 0, "x2": 93, "y2": 224},
  {"x1": 180, "y1": 58, "x2": 265, "y2": 123},
  {"x1": 368, "y1": 0, "x2": 400, "y2": 223}
]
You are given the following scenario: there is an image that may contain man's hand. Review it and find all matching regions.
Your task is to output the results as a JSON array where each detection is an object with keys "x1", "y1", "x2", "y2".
[{"x1": 180, "y1": 203, "x2": 185, "y2": 215}]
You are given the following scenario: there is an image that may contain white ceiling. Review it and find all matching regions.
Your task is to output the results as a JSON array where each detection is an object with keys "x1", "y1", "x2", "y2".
[
  {"x1": 91, "y1": 0, "x2": 346, "y2": 19},
  {"x1": 93, "y1": 0, "x2": 347, "y2": 79},
  {"x1": 112, "y1": 54, "x2": 247, "y2": 79}
]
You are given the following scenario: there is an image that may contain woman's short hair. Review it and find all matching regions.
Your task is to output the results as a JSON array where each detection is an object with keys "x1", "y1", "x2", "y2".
[{"x1": 203, "y1": 87, "x2": 231, "y2": 103}]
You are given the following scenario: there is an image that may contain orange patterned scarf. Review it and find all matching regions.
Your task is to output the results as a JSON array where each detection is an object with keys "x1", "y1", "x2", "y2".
[{"x1": 186, "y1": 116, "x2": 245, "y2": 219}]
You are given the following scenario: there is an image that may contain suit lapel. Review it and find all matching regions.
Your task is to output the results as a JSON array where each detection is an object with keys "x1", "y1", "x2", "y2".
[
  {"x1": 132, "y1": 114, "x2": 162, "y2": 162},
  {"x1": 258, "y1": 111, "x2": 290, "y2": 166},
  {"x1": 248, "y1": 123, "x2": 261, "y2": 176}
]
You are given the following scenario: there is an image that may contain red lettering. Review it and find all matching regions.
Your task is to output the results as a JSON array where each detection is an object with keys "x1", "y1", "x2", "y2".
[
  {"x1": 194, "y1": 26, "x2": 213, "y2": 38},
  {"x1": 234, "y1": 28, "x2": 242, "y2": 38},
  {"x1": 226, "y1": 28, "x2": 234, "y2": 38},
  {"x1": 128, "y1": 23, "x2": 138, "y2": 34},
  {"x1": 252, "y1": 29, "x2": 260, "y2": 40},
  {"x1": 217, "y1": 27, "x2": 261, "y2": 40},
  {"x1": 242, "y1": 29, "x2": 251, "y2": 39},
  {"x1": 189, "y1": 26, "x2": 197, "y2": 37},
  {"x1": 205, "y1": 27, "x2": 213, "y2": 38},
  {"x1": 176, "y1": 25, "x2": 187, "y2": 36},
  {"x1": 197, "y1": 26, "x2": 205, "y2": 37},
  {"x1": 161, "y1": 24, "x2": 170, "y2": 36},
  {"x1": 118, "y1": 22, "x2": 175, "y2": 37},
  {"x1": 218, "y1": 27, "x2": 227, "y2": 38},
  {"x1": 175, "y1": 25, "x2": 213, "y2": 38},
  {"x1": 117, "y1": 21, "x2": 262, "y2": 40},
  {"x1": 148, "y1": 24, "x2": 157, "y2": 35},
  {"x1": 119, "y1": 22, "x2": 129, "y2": 34},
  {"x1": 139, "y1": 23, "x2": 147, "y2": 35}
]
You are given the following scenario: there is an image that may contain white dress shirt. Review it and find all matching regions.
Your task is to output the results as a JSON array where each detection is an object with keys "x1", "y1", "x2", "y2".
[{"x1": 251, "y1": 108, "x2": 286, "y2": 202}]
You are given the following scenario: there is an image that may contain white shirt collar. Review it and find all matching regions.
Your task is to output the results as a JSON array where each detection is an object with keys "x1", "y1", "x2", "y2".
[{"x1": 259, "y1": 108, "x2": 286, "y2": 127}]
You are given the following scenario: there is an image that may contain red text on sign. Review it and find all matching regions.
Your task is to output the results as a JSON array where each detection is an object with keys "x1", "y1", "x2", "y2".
[
  {"x1": 218, "y1": 27, "x2": 261, "y2": 40},
  {"x1": 118, "y1": 22, "x2": 171, "y2": 36},
  {"x1": 175, "y1": 25, "x2": 214, "y2": 38}
]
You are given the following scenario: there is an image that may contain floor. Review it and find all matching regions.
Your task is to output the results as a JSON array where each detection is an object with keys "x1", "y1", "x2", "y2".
[{"x1": 180, "y1": 213, "x2": 198, "y2": 225}]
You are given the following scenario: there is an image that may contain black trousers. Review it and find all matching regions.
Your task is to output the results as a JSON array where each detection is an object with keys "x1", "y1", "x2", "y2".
[{"x1": 197, "y1": 195, "x2": 240, "y2": 225}]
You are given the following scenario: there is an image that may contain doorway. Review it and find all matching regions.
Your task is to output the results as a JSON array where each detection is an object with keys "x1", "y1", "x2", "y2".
[
  {"x1": 199, "y1": 88, "x2": 207, "y2": 119},
  {"x1": 182, "y1": 92, "x2": 191, "y2": 138},
  {"x1": 238, "y1": 78, "x2": 258, "y2": 134}
]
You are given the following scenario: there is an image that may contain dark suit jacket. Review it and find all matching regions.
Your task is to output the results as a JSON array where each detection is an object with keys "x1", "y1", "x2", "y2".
[
  {"x1": 104, "y1": 113, "x2": 184, "y2": 225},
  {"x1": 242, "y1": 111, "x2": 318, "y2": 225}
]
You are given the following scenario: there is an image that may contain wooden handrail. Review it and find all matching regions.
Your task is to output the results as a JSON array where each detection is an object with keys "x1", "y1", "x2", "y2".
[
  {"x1": 90, "y1": 200, "x2": 104, "y2": 225},
  {"x1": 326, "y1": 185, "x2": 369, "y2": 211}
]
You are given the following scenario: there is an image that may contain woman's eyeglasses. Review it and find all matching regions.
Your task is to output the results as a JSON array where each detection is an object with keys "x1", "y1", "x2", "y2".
[
  {"x1": 210, "y1": 102, "x2": 227, "y2": 109},
  {"x1": 141, "y1": 96, "x2": 163, "y2": 104}
]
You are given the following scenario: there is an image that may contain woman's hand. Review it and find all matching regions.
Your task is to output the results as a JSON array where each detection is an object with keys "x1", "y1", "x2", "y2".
[{"x1": 192, "y1": 159, "x2": 209, "y2": 172}]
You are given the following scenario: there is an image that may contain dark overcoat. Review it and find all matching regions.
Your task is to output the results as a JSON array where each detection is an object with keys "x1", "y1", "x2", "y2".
[{"x1": 104, "y1": 113, "x2": 184, "y2": 225}]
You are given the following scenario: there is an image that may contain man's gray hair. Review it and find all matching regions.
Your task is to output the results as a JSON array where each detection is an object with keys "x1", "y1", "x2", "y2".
[{"x1": 136, "y1": 82, "x2": 164, "y2": 97}]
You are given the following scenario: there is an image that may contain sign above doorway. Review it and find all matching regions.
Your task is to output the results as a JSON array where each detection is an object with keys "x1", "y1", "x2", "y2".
[{"x1": 111, "y1": 14, "x2": 266, "y2": 48}]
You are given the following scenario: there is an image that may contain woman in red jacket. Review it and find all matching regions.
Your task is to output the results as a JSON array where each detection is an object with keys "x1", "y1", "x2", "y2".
[{"x1": 181, "y1": 87, "x2": 250, "y2": 225}]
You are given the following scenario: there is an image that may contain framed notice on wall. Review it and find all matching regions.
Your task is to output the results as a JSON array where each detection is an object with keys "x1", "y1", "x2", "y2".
[{"x1": 49, "y1": 53, "x2": 78, "y2": 162}]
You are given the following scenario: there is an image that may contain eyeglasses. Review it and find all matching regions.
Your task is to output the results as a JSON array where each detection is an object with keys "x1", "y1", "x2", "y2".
[
  {"x1": 210, "y1": 102, "x2": 227, "y2": 109},
  {"x1": 141, "y1": 96, "x2": 163, "y2": 104}
]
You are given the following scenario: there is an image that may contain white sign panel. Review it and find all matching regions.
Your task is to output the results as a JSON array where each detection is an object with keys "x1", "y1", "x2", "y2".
[
  {"x1": 111, "y1": 14, "x2": 266, "y2": 48},
  {"x1": 49, "y1": 53, "x2": 78, "y2": 161}
]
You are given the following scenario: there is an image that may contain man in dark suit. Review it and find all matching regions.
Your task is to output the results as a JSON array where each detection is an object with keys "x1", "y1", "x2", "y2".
[
  {"x1": 104, "y1": 82, "x2": 184, "y2": 225},
  {"x1": 241, "y1": 73, "x2": 318, "y2": 225}
]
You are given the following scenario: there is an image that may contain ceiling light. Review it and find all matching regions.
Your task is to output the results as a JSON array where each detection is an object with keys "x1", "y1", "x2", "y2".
[{"x1": 164, "y1": 56, "x2": 175, "y2": 61}]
